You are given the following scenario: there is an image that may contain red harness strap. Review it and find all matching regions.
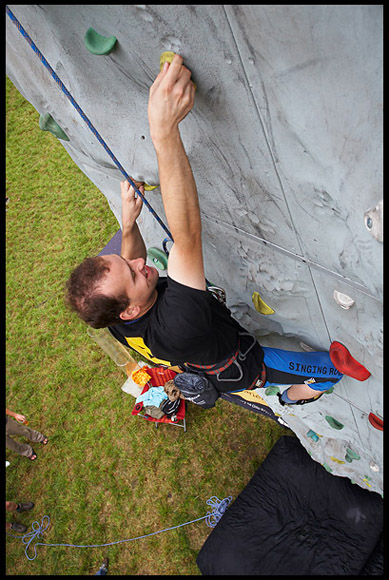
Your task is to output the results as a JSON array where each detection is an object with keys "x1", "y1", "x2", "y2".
[
  {"x1": 185, "y1": 339, "x2": 267, "y2": 391},
  {"x1": 185, "y1": 342, "x2": 240, "y2": 376}
]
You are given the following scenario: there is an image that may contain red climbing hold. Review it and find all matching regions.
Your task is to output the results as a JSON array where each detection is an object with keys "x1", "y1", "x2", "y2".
[
  {"x1": 329, "y1": 341, "x2": 371, "y2": 381},
  {"x1": 368, "y1": 412, "x2": 383, "y2": 431}
]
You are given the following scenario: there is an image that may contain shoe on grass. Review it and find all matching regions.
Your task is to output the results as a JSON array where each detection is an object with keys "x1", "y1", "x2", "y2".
[
  {"x1": 100, "y1": 558, "x2": 109, "y2": 571},
  {"x1": 28, "y1": 450, "x2": 37, "y2": 461},
  {"x1": 16, "y1": 502, "x2": 34, "y2": 513},
  {"x1": 10, "y1": 522, "x2": 27, "y2": 533}
]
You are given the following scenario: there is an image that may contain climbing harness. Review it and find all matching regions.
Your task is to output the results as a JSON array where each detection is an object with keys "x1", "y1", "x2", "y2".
[
  {"x1": 186, "y1": 331, "x2": 258, "y2": 384},
  {"x1": 6, "y1": 495, "x2": 232, "y2": 562},
  {"x1": 207, "y1": 285, "x2": 227, "y2": 305},
  {"x1": 6, "y1": 5, "x2": 172, "y2": 242}
]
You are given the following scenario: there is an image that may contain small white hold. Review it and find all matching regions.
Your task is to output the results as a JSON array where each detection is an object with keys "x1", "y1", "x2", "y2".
[
  {"x1": 161, "y1": 35, "x2": 181, "y2": 53},
  {"x1": 364, "y1": 199, "x2": 383, "y2": 243},
  {"x1": 333, "y1": 290, "x2": 355, "y2": 310},
  {"x1": 135, "y1": 5, "x2": 154, "y2": 22},
  {"x1": 299, "y1": 341, "x2": 315, "y2": 352},
  {"x1": 277, "y1": 417, "x2": 289, "y2": 427},
  {"x1": 369, "y1": 461, "x2": 380, "y2": 473}
]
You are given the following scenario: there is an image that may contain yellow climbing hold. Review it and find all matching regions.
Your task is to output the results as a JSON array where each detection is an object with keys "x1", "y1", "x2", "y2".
[
  {"x1": 252, "y1": 292, "x2": 275, "y2": 315},
  {"x1": 330, "y1": 456, "x2": 346, "y2": 464},
  {"x1": 144, "y1": 184, "x2": 159, "y2": 191},
  {"x1": 160, "y1": 51, "x2": 176, "y2": 70},
  {"x1": 160, "y1": 51, "x2": 197, "y2": 90}
]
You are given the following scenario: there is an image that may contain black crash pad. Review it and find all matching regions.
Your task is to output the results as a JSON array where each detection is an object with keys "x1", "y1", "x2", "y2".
[{"x1": 197, "y1": 436, "x2": 383, "y2": 575}]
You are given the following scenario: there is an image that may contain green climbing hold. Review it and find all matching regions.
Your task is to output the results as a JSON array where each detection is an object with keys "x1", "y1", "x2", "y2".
[
  {"x1": 322, "y1": 462, "x2": 333, "y2": 473},
  {"x1": 147, "y1": 247, "x2": 168, "y2": 271},
  {"x1": 345, "y1": 448, "x2": 361, "y2": 463},
  {"x1": 39, "y1": 113, "x2": 69, "y2": 141},
  {"x1": 84, "y1": 28, "x2": 117, "y2": 55},
  {"x1": 325, "y1": 415, "x2": 344, "y2": 430},
  {"x1": 265, "y1": 385, "x2": 280, "y2": 396}
]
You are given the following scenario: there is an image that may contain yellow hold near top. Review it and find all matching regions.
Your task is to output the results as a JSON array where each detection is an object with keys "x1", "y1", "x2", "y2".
[
  {"x1": 139, "y1": 53, "x2": 197, "y2": 193},
  {"x1": 160, "y1": 51, "x2": 176, "y2": 70},
  {"x1": 160, "y1": 51, "x2": 197, "y2": 90},
  {"x1": 252, "y1": 292, "x2": 275, "y2": 315}
]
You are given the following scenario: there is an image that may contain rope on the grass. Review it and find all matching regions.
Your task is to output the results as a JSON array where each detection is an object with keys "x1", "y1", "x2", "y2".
[{"x1": 6, "y1": 496, "x2": 233, "y2": 561}]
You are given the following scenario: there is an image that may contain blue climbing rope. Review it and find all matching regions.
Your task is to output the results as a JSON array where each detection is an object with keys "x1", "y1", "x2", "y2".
[
  {"x1": 6, "y1": 496, "x2": 232, "y2": 561},
  {"x1": 6, "y1": 5, "x2": 173, "y2": 242}
]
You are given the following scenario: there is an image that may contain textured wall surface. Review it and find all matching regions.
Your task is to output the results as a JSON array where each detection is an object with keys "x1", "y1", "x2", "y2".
[{"x1": 6, "y1": 5, "x2": 383, "y2": 494}]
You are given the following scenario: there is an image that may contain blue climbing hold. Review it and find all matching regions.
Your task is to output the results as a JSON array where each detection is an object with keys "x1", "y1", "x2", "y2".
[{"x1": 306, "y1": 429, "x2": 319, "y2": 442}]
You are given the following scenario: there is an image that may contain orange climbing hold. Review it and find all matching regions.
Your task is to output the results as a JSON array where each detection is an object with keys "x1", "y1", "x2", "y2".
[{"x1": 329, "y1": 341, "x2": 371, "y2": 381}]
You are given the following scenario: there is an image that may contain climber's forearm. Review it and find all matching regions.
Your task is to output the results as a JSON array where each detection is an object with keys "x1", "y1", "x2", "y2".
[
  {"x1": 153, "y1": 130, "x2": 202, "y2": 248},
  {"x1": 121, "y1": 223, "x2": 147, "y2": 261},
  {"x1": 120, "y1": 180, "x2": 147, "y2": 261}
]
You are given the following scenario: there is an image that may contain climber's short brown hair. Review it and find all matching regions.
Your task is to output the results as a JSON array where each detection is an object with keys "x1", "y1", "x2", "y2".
[{"x1": 65, "y1": 256, "x2": 130, "y2": 328}]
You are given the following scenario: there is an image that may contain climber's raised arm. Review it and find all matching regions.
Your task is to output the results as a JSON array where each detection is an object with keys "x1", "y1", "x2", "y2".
[
  {"x1": 148, "y1": 54, "x2": 205, "y2": 291},
  {"x1": 120, "y1": 179, "x2": 147, "y2": 261}
]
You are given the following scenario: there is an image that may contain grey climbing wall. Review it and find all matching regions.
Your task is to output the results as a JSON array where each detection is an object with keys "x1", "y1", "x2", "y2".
[{"x1": 6, "y1": 5, "x2": 383, "y2": 494}]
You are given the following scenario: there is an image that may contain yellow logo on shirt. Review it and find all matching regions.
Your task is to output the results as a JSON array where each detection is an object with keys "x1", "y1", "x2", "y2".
[{"x1": 125, "y1": 336, "x2": 171, "y2": 366}]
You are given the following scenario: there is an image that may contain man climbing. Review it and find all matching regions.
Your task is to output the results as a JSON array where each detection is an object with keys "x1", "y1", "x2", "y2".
[{"x1": 65, "y1": 54, "x2": 370, "y2": 407}]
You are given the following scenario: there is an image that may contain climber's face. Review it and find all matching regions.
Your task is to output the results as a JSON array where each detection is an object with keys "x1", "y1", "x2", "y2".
[{"x1": 98, "y1": 254, "x2": 159, "y2": 320}]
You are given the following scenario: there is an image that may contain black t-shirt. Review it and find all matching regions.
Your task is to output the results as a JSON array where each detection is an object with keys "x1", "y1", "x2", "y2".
[
  {"x1": 108, "y1": 276, "x2": 264, "y2": 392},
  {"x1": 108, "y1": 276, "x2": 239, "y2": 365}
]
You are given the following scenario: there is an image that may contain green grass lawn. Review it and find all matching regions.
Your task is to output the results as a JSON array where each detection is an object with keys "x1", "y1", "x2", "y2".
[{"x1": 6, "y1": 75, "x2": 293, "y2": 575}]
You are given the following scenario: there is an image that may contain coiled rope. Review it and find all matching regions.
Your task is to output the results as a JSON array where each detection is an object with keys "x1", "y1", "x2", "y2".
[
  {"x1": 6, "y1": 496, "x2": 232, "y2": 561},
  {"x1": 6, "y1": 5, "x2": 173, "y2": 242}
]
